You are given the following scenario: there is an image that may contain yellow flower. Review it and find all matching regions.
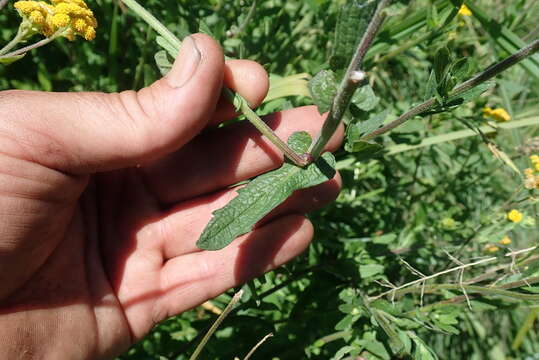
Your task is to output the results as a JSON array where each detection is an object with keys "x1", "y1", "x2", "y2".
[
  {"x1": 83, "y1": 26, "x2": 95, "y2": 41},
  {"x1": 51, "y1": 12, "x2": 69, "y2": 27},
  {"x1": 13, "y1": 0, "x2": 96, "y2": 41},
  {"x1": 499, "y1": 236, "x2": 512, "y2": 245},
  {"x1": 28, "y1": 10, "x2": 45, "y2": 25},
  {"x1": 483, "y1": 107, "x2": 511, "y2": 122},
  {"x1": 507, "y1": 209, "x2": 524, "y2": 223},
  {"x1": 458, "y1": 4, "x2": 472, "y2": 16},
  {"x1": 531, "y1": 155, "x2": 539, "y2": 163},
  {"x1": 485, "y1": 245, "x2": 500, "y2": 253}
]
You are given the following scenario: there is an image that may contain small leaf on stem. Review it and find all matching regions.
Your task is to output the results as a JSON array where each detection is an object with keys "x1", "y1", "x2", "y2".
[{"x1": 309, "y1": 70, "x2": 338, "y2": 114}]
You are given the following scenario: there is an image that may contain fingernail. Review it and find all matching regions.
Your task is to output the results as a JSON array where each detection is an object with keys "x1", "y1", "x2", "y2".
[{"x1": 166, "y1": 36, "x2": 201, "y2": 88}]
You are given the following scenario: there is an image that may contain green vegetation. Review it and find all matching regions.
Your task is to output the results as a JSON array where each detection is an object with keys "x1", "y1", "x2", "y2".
[{"x1": 2, "y1": 0, "x2": 539, "y2": 359}]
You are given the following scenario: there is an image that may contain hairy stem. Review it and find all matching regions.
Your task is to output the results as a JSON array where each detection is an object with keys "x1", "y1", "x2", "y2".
[
  {"x1": 122, "y1": 0, "x2": 181, "y2": 51},
  {"x1": 363, "y1": 38, "x2": 539, "y2": 140},
  {"x1": 310, "y1": 0, "x2": 392, "y2": 159},
  {"x1": 0, "y1": 23, "x2": 29, "y2": 56},
  {"x1": 224, "y1": 89, "x2": 310, "y2": 166},
  {"x1": 122, "y1": 0, "x2": 308, "y2": 166}
]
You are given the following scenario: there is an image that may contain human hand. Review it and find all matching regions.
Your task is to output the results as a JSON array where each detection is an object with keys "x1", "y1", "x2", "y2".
[{"x1": 0, "y1": 34, "x2": 342, "y2": 359}]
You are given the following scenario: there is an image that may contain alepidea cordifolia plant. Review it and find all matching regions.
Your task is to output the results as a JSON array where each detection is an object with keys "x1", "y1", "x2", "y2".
[{"x1": 3, "y1": 0, "x2": 539, "y2": 358}]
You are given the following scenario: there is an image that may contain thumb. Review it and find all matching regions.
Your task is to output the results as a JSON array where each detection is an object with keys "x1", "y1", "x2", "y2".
[{"x1": 0, "y1": 34, "x2": 224, "y2": 174}]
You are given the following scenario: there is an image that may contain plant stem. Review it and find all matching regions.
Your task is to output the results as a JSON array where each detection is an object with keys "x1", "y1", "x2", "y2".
[
  {"x1": 243, "y1": 332, "x2": 273, "y2": 360},
  {"x1": 512, "y1": 308, "x2": 539, "y2": 350},
  {"x1": 404, "y1": 276, "x2": 539, "y2": 315},
  {"x1": 370, "y1": 246, "x2": 537, "y2": 301},
  {"x1": 363, "y1": 38, "x2": 539, "y2": 141},
  {"x1": 0, "y1": 24, "x2": 29, "y2": 56},
  {"x1": 189, "y1": 290, "x2": 243, "y2": 360},
  {"x1": 122, "y1": 0, "x2": 308, "y2": 166},
  {"x1": 0, "y1": 28, "x2": 66, "y2": 59},
  {"x1": 309, "y1": 0, "x2": 392, "y2": 159},
  {"x1": 230, "y1": 0, "x2": 258, "y2": 38},
  {"x1": 122, "y1": 0, "x2": 181, "y2": 51},
  {"x1": 224, "y1": 89, "x2": 310, "y2": 166}
]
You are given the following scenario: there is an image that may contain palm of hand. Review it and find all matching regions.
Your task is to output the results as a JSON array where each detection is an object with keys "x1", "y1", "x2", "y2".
[{"x1": 0, "y1": 108, "x2": 340, "y2": 360}]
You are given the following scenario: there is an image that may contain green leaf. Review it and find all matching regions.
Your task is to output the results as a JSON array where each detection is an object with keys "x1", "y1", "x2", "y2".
[
  {"x1": 266, "y1": 73, "x2": 311, "y2": 103},
  {"x1": 345, "y1": 138, "x2": 383, "y2": 159},
  {"x1": 434, "y1": 47, "x2": 451, "y2": 84},
  {"x1": 409, "y1": 332, "x2": 438, "y2": 360},
  {"x1": 424, "y1": 70, "x2": 438, "y2": 102},
  {"x1": 332, "y1": 346, "x2": 355, "y2": 360},
  {"x1": 0, "y1": 54, "x2": 25, "y2": 64},
  {"x1": 351, "y1": 85, "x2": 379, "y2": 111},
  {"x1": 197, "y1": 132, "x2": 336, "y2": 250},
  {"x1": 358, "y1": 332, "x2": 391, "y2": 360},
  {"x1": 445, "y1": 81, "x2": 495, "y2": 106},
  {"x1": 360, "y1": 264, "x2": 385, "y2": 278},
  {"x1": 335, "y1": 314, "x2": 360, "y2": 331},
  {"x1": 329, "y1": 0, "x2": 378, "y2": 71},
  {"x1": 154, "y1": 50, "x2": 173, "y2": 76},
  {"x1": 360, "y1": 110, "x2": 387, "y2": 136},
  {"x1": 309, "y1": 70, "x2": 338, "y2": 114}
]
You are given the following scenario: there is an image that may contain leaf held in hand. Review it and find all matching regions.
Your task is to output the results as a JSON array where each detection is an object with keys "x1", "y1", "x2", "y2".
[{"x1": 197, "y1": 132, "x2": 336, "y2": 251}]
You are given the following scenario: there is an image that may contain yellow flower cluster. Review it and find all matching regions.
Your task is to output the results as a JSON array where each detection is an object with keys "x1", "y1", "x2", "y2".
[
  {"x1": 482, "y1": 107, "x2": 511, "y2": 122},
  {"x1": 14, "y1": 0, "x2": 96, "y2": 41},
  {"x1": 524, "y1": 155, "x2": 539, "y2": 189},
  {"x1": 507, "y1": 209, "x2": 523, "y2": 223},
  {"x1": 458, "y1": 4, "x2": 472, "y2": 17}
]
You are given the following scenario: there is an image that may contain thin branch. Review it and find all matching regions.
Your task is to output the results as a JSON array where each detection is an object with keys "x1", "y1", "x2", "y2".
[
  {"x1": 243, "y1": 333, "x2": 273, "y2": 360},
  {"x1": 309, "y1": 0, "x2": 392, "y2": 158},
  {"x1": 363, "y1": 38, "x2": 539, "y2": 141},
  {"x1": 0, "y1": 23, "x2": 28, "y2": 56},
  {"x1": 370, "y1": 246, "x2": 537, "y2": 301},
  {"x1": 122, "y1": 0, "x2": 181, "y2": 50},
  {"x1": 189, "y1": 291, "x2": 243, "y2": 360},
  {"x1": 229, "y1": 0, "x2": 258, "y2": 38},
  {"x1": 0, "y1": 29, "x2": 64, "y2": 59},
  {"x1": 404, "y1": 276, "x2": 539, "y2": 316}
]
